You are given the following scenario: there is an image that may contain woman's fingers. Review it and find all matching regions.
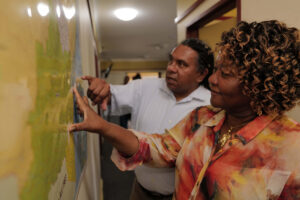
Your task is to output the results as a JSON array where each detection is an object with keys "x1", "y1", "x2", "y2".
[
  {"x1": 76, "y1": 103, "x2": 83, "y2": 116},
  {"x1": 71, "y1": 85, "x2": 103, "y2": 133},
  {"x1": 68, "y1": 122, "x2": 84, "y2": 132},
  {"x1": 73, "y1": 86, "x2": 86, "y2": 110},
  {"x1": 83, "y1": 96, "x2": 89, "y2": 105}
]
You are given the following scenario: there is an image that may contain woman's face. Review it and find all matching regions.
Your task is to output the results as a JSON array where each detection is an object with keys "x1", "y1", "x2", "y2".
[{"x1": 208, "y1": 56, "x2": 252, "y2": 113}]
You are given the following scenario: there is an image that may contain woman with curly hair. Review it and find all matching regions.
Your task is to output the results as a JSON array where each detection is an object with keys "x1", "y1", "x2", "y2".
[{"x1": 69, "y1": 20, "x2": 300, "y2": 199}]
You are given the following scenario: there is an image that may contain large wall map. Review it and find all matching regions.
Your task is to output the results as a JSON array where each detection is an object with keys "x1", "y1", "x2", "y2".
[{"x1": 0, "y1": 0, "x2": 95, "y2": 199}]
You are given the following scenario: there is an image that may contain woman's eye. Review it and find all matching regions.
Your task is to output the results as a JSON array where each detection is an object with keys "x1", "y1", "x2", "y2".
[{"x1": 221, "y1": 70, "x2": 230, "y2": 77}]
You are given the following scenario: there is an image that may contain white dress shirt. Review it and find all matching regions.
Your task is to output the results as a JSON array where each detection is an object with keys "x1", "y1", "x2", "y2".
[{"x1": 110, "y1": 78, "x2": 211, "y2": 194}]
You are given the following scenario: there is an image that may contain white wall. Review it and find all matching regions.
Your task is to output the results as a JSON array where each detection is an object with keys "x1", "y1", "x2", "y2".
[{"x1": 242, "y1": 0, "x2": 300, "y2": 28}]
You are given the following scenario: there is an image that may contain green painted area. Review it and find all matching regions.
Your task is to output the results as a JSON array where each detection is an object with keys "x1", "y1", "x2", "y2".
[{"x1": 20, "y1": 12, "x2": 74, "y2": 200}]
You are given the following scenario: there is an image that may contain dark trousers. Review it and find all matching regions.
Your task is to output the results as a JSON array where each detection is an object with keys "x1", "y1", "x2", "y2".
[{"x1": 130, "y1": 179, "x2": 173, "y2": 200}]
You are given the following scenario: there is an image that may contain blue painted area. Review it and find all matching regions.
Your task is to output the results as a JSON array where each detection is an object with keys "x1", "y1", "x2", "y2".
[{"x1": 71, "y1": 0, "x2": 88, "y2": 193}]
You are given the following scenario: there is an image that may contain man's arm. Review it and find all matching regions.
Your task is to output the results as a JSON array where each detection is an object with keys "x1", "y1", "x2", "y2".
[{"x1": 82, "y1": 76, "x2": 141, "y2": 116}]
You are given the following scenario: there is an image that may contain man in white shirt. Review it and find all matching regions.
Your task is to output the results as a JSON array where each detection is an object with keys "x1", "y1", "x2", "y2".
[{"x1": 82, "y1": 38, "x2": 214, "y2": 200}]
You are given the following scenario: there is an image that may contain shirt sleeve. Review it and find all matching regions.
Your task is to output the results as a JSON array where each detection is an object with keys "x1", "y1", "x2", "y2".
[
  {"x1": 109, "y1": 79, "x2": 142, "y2": 116},
  {"x1": 111, "y1": 108, "x2": 201, "y2": 170}
]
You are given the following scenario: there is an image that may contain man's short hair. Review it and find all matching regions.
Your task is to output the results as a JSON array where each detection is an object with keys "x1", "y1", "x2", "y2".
[{"x1": 181, "y1": 38, "x2": 214, "y2": 89}]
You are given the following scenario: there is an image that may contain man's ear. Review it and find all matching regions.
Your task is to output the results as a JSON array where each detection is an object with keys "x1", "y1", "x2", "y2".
[{"x1": 196, "y1": 68, "x2": 208, "y2": 84}]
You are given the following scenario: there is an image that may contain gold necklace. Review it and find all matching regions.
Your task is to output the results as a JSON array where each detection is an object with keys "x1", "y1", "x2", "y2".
[
  {"x1": 216, "y1": 128, "x2": 232, "y2": 152},
  {"x1": 216, "y1": 121, "x2": 250, "y2": 151},
  {"x1": 217, "y1": 127, "x2": 232, "y2": 149}
]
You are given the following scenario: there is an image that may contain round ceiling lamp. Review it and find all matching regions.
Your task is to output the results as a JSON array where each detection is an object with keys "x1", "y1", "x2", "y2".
[{"x1": 114, "y1": 8, "x2": 138, "y2": 21}]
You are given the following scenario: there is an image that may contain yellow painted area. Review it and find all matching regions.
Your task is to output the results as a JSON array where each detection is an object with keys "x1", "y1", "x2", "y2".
[
  {"x1": 199, "y1": 17, "x2": 237, "y2": 53},
  {"x1": 127, "y1": 72, "x2": 159, "y2": 80},
  {"x1": 101, "y1": 60, "x2": 168, "y2": 71},
  {"x1": 66, "y1": 133, "x2": 76, "y2": 181},
  {"x1": 0, "y1": 0, "x2": 40, "y2": 189},
  {"x1": 0, "y1": 0, "x2": 81, "y2": 199}
]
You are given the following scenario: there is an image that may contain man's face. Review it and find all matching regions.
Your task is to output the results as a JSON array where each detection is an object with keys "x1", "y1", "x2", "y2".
[{"x1": 166, "y1": 45, "x2": 206, "y2": 99}]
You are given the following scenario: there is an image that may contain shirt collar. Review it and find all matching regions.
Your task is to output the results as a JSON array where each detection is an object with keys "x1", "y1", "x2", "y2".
[
  {"x1": 234, "y1": 114, "x2": 278, "y2": 144},
  {"x1": 160, "y1": 79, "x2": 173, "y2": 97},
  {"x1": 160, "y1": 78, "x2": 210, "y2": 103},
  {"x1": 204, "y1": 109, "x2": 278, "y2": 145}
]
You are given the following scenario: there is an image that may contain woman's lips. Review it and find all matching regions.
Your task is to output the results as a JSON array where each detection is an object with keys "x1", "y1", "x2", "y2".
[{"x1": 210, "y1": 89, "x2": 220, "y2": 95}]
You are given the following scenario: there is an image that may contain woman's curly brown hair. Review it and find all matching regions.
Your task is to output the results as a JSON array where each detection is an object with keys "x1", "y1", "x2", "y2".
[{"x1": 217, "y1": 20, "x2": 300, "y2": 115}]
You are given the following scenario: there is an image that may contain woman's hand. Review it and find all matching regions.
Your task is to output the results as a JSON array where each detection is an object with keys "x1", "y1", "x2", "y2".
[
  {"x1": 69, "y1": 85, "x2": 139, "y2": 156},
  {"x1": 68, "y1": 86, "x2": 104, "y2": 133}
]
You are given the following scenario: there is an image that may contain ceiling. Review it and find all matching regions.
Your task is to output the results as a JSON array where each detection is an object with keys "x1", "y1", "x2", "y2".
[{"x1": 95, "y1": 0, "x2": 177, "y2": 61}]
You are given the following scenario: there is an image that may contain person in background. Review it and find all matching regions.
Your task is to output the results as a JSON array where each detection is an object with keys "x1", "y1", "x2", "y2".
[
  {"x1": 70, "y1": 20, "x2": 300, "y2": 199},
  {"x1": 158, "y1": 71, "x2": 162, "y2": 78},
  {"x1": 123, "y1": 75, "x2": 130, "y2": 84},
  {"x1": 80, "y1": 38, "x2": 214, "y2": 200},
  {"x1": 132, "y1": 73, "x2": 142, "y2": 80}
]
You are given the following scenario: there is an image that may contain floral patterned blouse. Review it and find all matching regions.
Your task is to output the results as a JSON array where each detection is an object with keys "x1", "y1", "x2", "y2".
[{"x1": 111, "y1": 106, "x2": 300, "y2": 200}]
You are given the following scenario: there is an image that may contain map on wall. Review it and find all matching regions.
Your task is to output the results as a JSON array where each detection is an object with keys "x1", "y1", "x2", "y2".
[{"x1": 0, "y1": 0, "x2": 91, "y2": 199}]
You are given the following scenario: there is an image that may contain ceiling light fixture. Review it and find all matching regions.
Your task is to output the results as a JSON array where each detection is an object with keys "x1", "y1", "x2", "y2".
[{"x1": 114, "y1": 8, "x2": 138, "y2": 21}]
